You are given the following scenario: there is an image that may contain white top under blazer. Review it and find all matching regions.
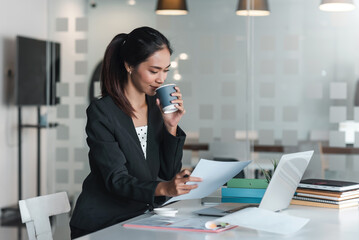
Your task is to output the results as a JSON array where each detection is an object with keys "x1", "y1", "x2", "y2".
[{"x1": 135, "y1": 125, "x2": 148, "y2": 159}]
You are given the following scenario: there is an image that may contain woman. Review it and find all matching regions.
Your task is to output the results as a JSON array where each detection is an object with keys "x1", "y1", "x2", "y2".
[{"x1": 70, "y1": 26, "x2": 201, "y2": 239}]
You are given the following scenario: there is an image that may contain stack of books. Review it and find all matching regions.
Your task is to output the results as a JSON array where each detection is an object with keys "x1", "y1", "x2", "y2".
[
  {"x1": 221, "y1": 178, "x2": 268, "y2": 204},
  {"x1": 291, "y1": 179, "x2": 359, "y2": 209}
]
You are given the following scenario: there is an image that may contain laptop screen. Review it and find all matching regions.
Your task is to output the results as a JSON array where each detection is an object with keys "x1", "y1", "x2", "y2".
[{"x1": 259, "y1": 151, "x2": 314, "y2": 212}]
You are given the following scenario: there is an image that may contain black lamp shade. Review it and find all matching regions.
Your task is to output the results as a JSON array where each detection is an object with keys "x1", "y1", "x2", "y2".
[
  {"x1": 156, "y1": 0, "x2": 188, "y2": 15},
  {"x1": 236, "y1": 0, "x2": 270, "y2": 16}
]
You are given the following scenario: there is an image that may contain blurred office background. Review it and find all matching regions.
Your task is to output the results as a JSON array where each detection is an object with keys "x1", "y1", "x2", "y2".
[{"x1": 2, "y1": 0, "x2": 359, "y2": 239}]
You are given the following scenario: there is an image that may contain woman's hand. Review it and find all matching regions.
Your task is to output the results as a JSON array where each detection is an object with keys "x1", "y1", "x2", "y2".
[
  {"x1": 155, "y1": 169, "x2": 202, "y2": 197},
  {"x1": 156, "y1": 86, "x2": 185, "y2": 136}
]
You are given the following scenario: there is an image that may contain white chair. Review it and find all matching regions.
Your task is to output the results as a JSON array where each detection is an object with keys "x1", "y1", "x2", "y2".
[{"x1": 18, "y1": 192, "x2": 71, "y2": 240}]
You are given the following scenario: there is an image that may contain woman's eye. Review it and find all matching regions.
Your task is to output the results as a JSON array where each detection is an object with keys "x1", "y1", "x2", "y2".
[
  {"x1": 164, "y1": 69, "x2": 170, "y2": 73},
  {"x1": 150, "y1": 71, "x2": 158, "y2": 74}
]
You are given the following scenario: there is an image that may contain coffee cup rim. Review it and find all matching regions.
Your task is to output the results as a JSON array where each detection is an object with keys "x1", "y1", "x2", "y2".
[{"x1": 155, "y1": 83, "x2": 176, "y2": 91}]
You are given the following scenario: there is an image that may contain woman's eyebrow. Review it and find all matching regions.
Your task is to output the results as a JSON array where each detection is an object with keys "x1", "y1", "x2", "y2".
[{"x1": 150, "y1": 64, "x2": 171, "y2": 69}]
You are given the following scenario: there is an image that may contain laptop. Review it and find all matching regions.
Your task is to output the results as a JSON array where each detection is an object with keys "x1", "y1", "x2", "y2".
[{"x1": 195, "y1": 150, "x2": 314, "y2": 216}]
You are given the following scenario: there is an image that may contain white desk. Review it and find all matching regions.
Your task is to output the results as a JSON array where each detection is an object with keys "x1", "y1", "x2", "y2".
[{"x1": 76, "y1": 199, "x2": 359, "y2": 240}]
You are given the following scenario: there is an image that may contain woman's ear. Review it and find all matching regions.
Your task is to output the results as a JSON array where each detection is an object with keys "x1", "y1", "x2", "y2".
[{"x1": 124, "y1": 62, "x2": 132, "y2": 75}]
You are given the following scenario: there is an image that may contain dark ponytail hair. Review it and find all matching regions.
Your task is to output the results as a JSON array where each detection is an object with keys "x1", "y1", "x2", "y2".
[{"x1": 100, "y1": 26, "x2": 173, "y2": 117}]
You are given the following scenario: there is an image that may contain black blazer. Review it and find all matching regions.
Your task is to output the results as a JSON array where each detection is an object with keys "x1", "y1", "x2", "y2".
[{"x1": 70, "y1": 95, "x2": 186, "y2": 234}]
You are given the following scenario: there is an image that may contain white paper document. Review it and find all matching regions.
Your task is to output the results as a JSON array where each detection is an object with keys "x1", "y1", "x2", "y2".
[
  {"x1": 163, "y1": 159, "x2": 251, "y2": 205},
  {"x1": 216, "y1": 207, "x2": 310, "y2": 235}
]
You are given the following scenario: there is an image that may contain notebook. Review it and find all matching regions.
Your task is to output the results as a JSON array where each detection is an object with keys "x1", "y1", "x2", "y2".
[
  {"x1": 295, "y1": 189, "x2": 359, "y2": 201},
  {"x1": 298, "y1": 179, "x2": 359, "y2": 192},
  {"x1": 291, "y1": 196, "x2": 359, "y2": 209},
  {"x1": 292, "y1": 196, "x2": 359, "y2": 205}
]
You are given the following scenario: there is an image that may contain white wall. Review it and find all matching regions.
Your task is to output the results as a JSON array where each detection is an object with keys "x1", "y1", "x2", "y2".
[
  {"x1": 0, "y1": 0, "x2": 48, "y2": 209},
  {"x1": 47, "y1": 0, "x2": 89, "y2": 196},
  {"x1": 0, "y1": 2, "x2": 48, "y2": 240}
]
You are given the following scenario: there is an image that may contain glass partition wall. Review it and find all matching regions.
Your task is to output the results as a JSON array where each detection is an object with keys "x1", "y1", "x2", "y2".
[
  {"x1": 250, "y1": 0, "x2": 359, "y2": 181},
  {"x1": 45, "y1": 0, "x2": 359, "y2": 198}
]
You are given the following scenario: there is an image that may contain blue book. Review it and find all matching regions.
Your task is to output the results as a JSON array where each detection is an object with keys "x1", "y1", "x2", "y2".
[
  {"x1": 221, "y1": 188, "x2": 266, "y2": 198},
  {"x1": 221, "y1": 197, "x2": 262, "y2": 204}
]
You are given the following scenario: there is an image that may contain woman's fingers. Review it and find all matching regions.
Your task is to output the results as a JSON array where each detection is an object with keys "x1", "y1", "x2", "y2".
[
  {"x1": 171, "y1": 88, "x2": 184, "y2": 112},
  {"x1": 175, "y1": 105, "x2": 185, "y2": 114},
  {"x1": 171, "y1": 87, "x2": 182, "y2": 99},
  {"x1": 176, "y1": 169, "x2": 202, "y2": 181},
  {"x1": 177, "y1": 186, "x2": 198, "y2": 194},
  {"x1": 181, "y1": 184, "x2": 198, "y2": 190},
  {"x1": 176, "y1": 183, "x2": 198, "y2": 192},
  {"x1": 171, "y1": 168, "x2": 202, "y2": 196},
  {"x1": 171, "y1": 99, "x2": 185, "y2": 113},
  {"x1": 176, "y1": 169, "x2": 192, "y2": 178},
  {"x1": 175, "y1": 176, "x2": 202, "y2": 187},
  {"x1": 171, "y1": 99, "x2": 183, "y2": 104},
  {"x1": 171, "y1": 92, "x2": 182, "y2": 98},
  {"x1": 187, "y1": 176, "x2": 202, "y2": 182},
  {"x1": 177, "y1": 189, "x2": 191, "y2": 195}
]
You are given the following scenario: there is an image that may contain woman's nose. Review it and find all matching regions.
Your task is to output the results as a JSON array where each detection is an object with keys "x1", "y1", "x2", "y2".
[{"x1": 156, "y1": 72, "x2": 166, "y2": 84}]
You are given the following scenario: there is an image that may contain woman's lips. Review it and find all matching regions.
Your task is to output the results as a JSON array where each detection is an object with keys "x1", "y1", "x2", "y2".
[{"x1": 151, "y1": 86, "x2": 159, "y2": 91}]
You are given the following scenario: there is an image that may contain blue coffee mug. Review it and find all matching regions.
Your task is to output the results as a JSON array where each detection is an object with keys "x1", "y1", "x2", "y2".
[{"x1": 156, "y1": 84, "x2": 179, "y2": 114}]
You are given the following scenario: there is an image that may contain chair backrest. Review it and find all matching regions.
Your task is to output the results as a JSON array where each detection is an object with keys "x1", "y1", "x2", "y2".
[{"x1": 18, "y1": 192, "x2": 71, "y2": 240}]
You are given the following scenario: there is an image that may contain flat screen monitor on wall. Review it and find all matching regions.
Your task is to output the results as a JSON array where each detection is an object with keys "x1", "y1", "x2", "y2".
[{"x1": 16, "y1": 36, "x2": 61, "y2": 106}]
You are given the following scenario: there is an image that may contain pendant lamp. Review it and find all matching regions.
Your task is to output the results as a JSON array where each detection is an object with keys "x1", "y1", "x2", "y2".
[
  {"x1": 156, "y1": 0, "x2": 188, "y2": 15},
  {"x1": 236, "y1": 0, "x2": 270, "y2": 16},
  {"x1": 319, "y1": 0, "x2": 355, "y2": 12}
]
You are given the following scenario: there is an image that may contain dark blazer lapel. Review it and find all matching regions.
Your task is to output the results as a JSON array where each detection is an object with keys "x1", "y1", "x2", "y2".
[
  {"x1": 146, "y1": 95, "x2": 161, "y2": 177},
  {"x1": 106, "y1": 96, "x2": 145, "y2": 159}
]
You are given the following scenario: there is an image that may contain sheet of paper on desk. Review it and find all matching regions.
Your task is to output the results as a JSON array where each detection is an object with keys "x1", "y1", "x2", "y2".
[
  {"x1": 163, "y1": 159, "x2": 251, "y2": 205},
  {"x1": 123, "y1": 215, "x2": 237, "y2": 233},
  {"x1": 215, "y1": 207, "x2": 310, "y2": 235}
]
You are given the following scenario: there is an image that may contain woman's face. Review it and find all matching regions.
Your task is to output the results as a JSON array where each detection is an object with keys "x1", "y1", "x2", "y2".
[{"x1": 130, "y1": 47, "x2": 171, "y2": 96}]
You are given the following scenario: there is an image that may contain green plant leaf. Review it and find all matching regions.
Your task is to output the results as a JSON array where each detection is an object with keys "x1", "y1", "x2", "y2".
[{"x1": 257, "y1": 158, "x2": 279, "y2": 183}]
